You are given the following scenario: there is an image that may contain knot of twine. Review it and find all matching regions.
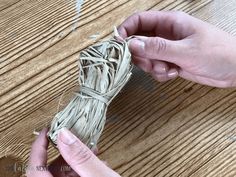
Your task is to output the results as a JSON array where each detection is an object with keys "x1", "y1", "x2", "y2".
[
  {"x1": 76, "y1": 86, "x2": 111, "y2": 104},
  {"x1": 48, "y1": 29, "x2": 132, "y2": 149}
]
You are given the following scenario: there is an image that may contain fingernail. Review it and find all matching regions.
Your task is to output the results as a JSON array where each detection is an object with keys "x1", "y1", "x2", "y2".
[
  {"x1": 168, "y1": 70, "x2": 178, "y2": 78},
  {"x1": 129, "y1": 38, "x2": 145, "y2": 50},
  {"x1": 154, "y1": 65, "x2": 167, "y2": 74},
  {"x1": 59, "y1": 128, "x2": 77, "y2": 145}
]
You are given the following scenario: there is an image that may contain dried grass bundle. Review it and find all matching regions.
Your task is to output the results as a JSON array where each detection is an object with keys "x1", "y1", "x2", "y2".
[{"x1": 48, "y1": 30, "x2": 132, "y2": 149}]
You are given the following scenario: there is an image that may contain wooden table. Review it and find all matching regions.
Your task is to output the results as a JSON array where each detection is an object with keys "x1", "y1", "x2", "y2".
[{"x1": 1, "y1": 0, "x2": 236, "y2": 176}]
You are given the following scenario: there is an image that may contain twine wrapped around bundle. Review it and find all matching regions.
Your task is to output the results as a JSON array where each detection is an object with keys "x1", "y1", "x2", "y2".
[{"x1": 47, "y1": 30, "x2": 132, "y2": 149}]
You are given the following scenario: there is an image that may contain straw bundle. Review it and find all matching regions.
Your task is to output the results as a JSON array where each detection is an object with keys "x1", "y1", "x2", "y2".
[{"x1": 48, "y1": 31, "x2": 132, "y2": 149}]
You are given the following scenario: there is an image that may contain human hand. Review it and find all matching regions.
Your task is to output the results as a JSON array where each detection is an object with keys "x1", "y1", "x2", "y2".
[
  {"x1": 118, "y1": 11, "x2": 236, "y2": 88},
  {"x1": 26, "y1": 128, "x2": 120, "y2": 177}
]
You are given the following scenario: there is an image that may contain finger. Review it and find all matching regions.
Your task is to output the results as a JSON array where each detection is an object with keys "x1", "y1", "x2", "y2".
[
  {"x1": 151, "y1": 68, "x2": 178, "y2": 82},
  {"x1": 167, "y1": 68, "x2": 179, "y2": 79},
  {"x1": 151, "y1": 73, "x2": 170, "y2": 82},
  {"x1": 57, "y1": 128, "x2": 121, "y2": 177},
  {"x1": 129, "y1": 36, "x2": 188, "y2": 65},
  {"x1": 132, "y1": 56, "x2": 153, "y2": 73},
  {"x1": 152, "y1": 60, "x2": 169, "y2": 74},
  {"x1": 132, "y1": 56, "x2": 171, "y2": 75},
  {"x1": 118, "y1": 11, "x2": 171, "y2": 38},
  {"x1": 118, "y1": 11, "x2": 194, "y2": 39},
  {"x1": 29, "y1": 128, "x2": 49, "y2": 166},
  {"x1": 27, "y1": 128, "x2": 52, "y2": 177}
]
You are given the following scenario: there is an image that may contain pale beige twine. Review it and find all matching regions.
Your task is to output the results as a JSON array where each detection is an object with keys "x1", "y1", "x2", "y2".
[{"x1": 47, "y1": 29, "x2": 132, "y2": 149}]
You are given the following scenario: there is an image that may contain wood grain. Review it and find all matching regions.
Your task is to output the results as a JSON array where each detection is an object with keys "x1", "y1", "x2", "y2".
[{"x1": 2, "y1": 0, "x2": 236, "y2": 177}]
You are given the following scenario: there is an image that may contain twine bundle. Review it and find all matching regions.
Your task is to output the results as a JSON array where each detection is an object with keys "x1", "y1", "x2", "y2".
[{"x1": 48, "y1": 31, "x2": 132, "y2": 149}]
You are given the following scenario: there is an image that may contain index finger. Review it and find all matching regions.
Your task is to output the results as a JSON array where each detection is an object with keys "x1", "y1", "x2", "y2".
[
  {"x1": 118, "y1": 10, "x2": 198, "y2": 40},
  {"x1": 118, "y1": 11, "x2": 175, "y2": 38}
]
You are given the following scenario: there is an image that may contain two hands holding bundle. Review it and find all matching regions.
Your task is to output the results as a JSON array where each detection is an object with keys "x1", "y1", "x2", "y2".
[{"x1": 27, "y1": 11, "x2": 236, "y2": 177}]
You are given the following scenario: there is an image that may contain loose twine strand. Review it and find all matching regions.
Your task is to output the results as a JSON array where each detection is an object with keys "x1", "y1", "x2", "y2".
[{"x1": 47, "y1": 28, "x2": 132, "y2": 149}]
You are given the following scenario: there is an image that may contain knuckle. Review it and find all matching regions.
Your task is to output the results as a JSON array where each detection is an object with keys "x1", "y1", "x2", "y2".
[
  {"x1": 170, "y1": 11, "x2": 186, "y2": 17},
  {"x1": 131, "y1": 11, "x2": 143, "y2": 21},
  {"x1": 168, "y1": 11, "x2": 193, "y2": 40},
  {"x1": 133, "y1": 11, "x2": 141, "y2": 16},
  {"x1": 169, "y1": 11, "x2": 187, "y2": 25},
  {"x1": 69, "y1": 146, "x2": 92, "y2": 166},
  {"x1": 148, "y1": 38, "x2": 167, "y2": 54}
]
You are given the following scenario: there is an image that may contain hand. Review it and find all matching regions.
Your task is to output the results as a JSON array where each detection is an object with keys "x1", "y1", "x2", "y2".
[
  {"x1": 26, "y1": 128, "x2": 120, "y2": 177},
  {"x1": 118, "y1": 11, "x2": 236, "y2": 88}
]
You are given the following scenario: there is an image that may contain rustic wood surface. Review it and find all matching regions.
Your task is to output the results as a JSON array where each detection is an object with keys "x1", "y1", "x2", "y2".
[{"x1": 1, "y1": 0, "x2": 236, "y2": 176}]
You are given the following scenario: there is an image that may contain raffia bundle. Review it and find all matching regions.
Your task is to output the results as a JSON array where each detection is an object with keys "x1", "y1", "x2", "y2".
[{"x1": 47, "y1": 30, "x2": 132, "y2": 149}]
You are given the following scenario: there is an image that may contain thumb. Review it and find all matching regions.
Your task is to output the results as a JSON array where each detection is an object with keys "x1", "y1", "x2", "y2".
[
  {"x1": 57, "y1": 128, "x2": 120, "y2": 177},
  {"x1": 128, "y1": 36, "x2": 187, "y2": 64}
]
